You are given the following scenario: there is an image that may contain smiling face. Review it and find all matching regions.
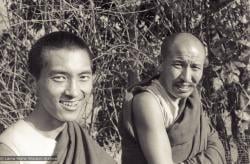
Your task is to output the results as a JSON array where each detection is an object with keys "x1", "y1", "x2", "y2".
[
  {"x1": 159, "y1": 34, "x2": 206, "y2": 100},
  {"x1": 36, "y1": 48, "x2": 93, "y2": 124}
]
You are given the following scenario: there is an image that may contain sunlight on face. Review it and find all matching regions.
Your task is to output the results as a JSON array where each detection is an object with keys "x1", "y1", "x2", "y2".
[
  {"x1": 36, "y1": 48, "x2": 93, "y2": 124},
  {"x1": 160, "y1": 38, "x2": 206, "y2": 100}
]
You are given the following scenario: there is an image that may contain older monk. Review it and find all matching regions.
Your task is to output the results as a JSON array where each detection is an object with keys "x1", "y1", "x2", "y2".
[{"x1": 120, "y1": 33, "x2": 226, "y2": 164}]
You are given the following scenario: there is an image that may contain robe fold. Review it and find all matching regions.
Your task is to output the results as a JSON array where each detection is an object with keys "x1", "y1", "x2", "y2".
[
  {"x1": 0, "y1": 120, "x2": 116, "y2": 164},
  {"x1": 52, "y1": 122, "x2": 116, "y2": 164},
  {"x1": 120, "y1": 78, "x2": 226, "y2": 164}
]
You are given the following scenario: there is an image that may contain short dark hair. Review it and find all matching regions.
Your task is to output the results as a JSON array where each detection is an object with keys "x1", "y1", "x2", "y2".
[{"x1": 28, "y1": 31, "x2": 94, "y2": 79}]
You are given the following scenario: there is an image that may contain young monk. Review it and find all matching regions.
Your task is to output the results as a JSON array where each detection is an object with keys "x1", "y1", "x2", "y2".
[{"x1": 0, "y1": 31, "x2": 116, "y2": 164}]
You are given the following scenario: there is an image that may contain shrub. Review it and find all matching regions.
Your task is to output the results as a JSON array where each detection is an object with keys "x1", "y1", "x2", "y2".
[{"x1": 0, "y1": 0, "x2": 249, "y2": 163}]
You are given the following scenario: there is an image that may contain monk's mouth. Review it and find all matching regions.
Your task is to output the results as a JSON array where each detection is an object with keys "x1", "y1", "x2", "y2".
[
  {"x1": 175, "y1": 84, "x2": 193, "y2": 92},
  {"x1": 59, "y1": 100, "x2": 81, "y2": 111}
]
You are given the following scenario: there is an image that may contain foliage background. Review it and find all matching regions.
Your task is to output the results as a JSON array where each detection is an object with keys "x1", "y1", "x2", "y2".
[{"x1": 0, "y1": 0, "x2": 249, "y2": 163}]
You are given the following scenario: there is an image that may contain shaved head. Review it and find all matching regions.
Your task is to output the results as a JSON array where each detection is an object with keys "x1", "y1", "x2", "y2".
[
  {"x1": 160, "y1": 33, "x2": 206, "y2": 62},
  {"x1": 158, "y1": 33, "x2": 207, "y2": 100}
]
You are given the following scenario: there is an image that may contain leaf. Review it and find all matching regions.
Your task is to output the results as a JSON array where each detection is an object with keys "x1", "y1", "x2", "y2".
[
  {"x1": 212, "y1": 77, "x2": 224, "y2": 91},
  {"x1": 238, "y1": 39, "x2": 250, "y2": 47},
  {"x1": 212, "y1": 65, "x2": 222, "y2": 72},
  {"x1": 34, "y1": 26, "x2": 45, "y2": 40},
  {"x1": 239, "y1": 49, "x2": 250, "y2": 61},
  {"x1": 230, "y1": 73, "x2": 240, "y2": 83},
  {"x1": 210, "y1": 47, "x2": 223, "y2": 57},
  {"x1": 233, "y1": 61, "x2": 246, "y2": 68},
  {"x1": 229, "y1": 62, "x2": 240, "y2": 75},
  {"x1": 235, "y1": 111, "x2": 250, "y2": 122},
  {"x1": 247, "y1": 64, "x2": 250, "y2": 72},
  {"x1": 238, "y1": 120, "x2": 249, "y2": 133},
  {"x1": 240, "y1": 15, "x2": 248, "y2": 24}
]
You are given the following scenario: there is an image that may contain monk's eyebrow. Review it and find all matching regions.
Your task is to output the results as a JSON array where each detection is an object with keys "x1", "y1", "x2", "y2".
[
  {"x1": 79, "y1": 70, "x2": 92, "y2": 75},
  {"x1": 48, "y1": 70, "x2": 92, "y2": 77},
  {"x1": 49, "y1": 70, "x2": 68, "y2": 75},
  {"x1": 172, "y1": 59, "x2": 185, "y2": 63}
]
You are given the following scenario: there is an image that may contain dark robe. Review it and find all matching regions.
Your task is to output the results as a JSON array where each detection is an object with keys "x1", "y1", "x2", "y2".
[
  {"x1": 52, "y1": 122, "x2": 116, "y2": 164},
  {"x1": 120, "y1": 78, "x2": 226, "y2": 164}
]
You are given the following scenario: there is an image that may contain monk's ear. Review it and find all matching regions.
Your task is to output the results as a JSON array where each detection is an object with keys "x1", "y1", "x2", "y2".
[
  {"x1": 158, "y1": 63, "x2": 163, "y2": 72},
  {"x1": 92, "y1": 72, "x2": 97, "y2": 85},
  {"x1": 203, "y1": 42, "x2": 209, "y2": 68},
  {"x1": 34, "y1": 78, "x2": 42, "y2": 97},
  {"x1": 158, "y1": 60, "x2": 166, "y2": 73},
  {"x1": 27, "y1": 74, "x2": 39, "y2": 96},
  {"x1": 203, "y1": 46, "x2": 209, "y2": 68},
  {"x1": 153, "y1": 63, "x2": 161, "y2": 76},
  {"x1": 204, "y1": 57, "x2": 209, "y2": 68}
]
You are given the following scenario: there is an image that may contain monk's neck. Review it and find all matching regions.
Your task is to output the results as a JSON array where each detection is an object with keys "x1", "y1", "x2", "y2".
[
  {"x1": 165, "y1": 90, "x2": 180, "y2": 106},
  {"x1": 158, "y1": 78, "x2": 181, "y2": 105},
  {"x1": 25, "y1": 106, "x2": 66, "y2": 139}
]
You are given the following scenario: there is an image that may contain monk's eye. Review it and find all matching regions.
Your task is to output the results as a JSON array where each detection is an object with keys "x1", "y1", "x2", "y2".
[
  {"x1": 191, "y1": 64, "x2": 202, "y2": 71},
  {"x1": 172, "y1": 62, "x2": 183, "y2": 69},
  {"x1": 79, "y1": 74, "x2": 91, "y2": 81},
  {"x1": 51, "y1": 75, "x2": 67, "y2": 82}
]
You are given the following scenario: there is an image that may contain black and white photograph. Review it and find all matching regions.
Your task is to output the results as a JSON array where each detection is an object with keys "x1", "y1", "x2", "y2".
[{"x1": 0, "y1": 0, "x2": 249, "y2": 164}]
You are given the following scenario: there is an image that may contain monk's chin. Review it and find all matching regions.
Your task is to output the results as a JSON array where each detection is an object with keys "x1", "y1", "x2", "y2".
[
  {"x1": 57, "y1": 113, "x2": 80, "y2": 122},
  {"x1": 174, "y1": 88, "x2": 193, "y2": 98}
]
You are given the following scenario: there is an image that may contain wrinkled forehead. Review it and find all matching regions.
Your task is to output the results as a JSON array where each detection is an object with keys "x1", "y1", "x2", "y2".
[
  {"x1": 171, "y1": 41, "x2": 205, "y2": 54},
  {"x1": 168, "y1": 37, "x2": 206, "y2": 59},
  {"x1": 173, "y1": 34, "x2": 205, "y2": 49},
  {"x1": 161, "y1": 33, "x2": 207, "y2": 62}
]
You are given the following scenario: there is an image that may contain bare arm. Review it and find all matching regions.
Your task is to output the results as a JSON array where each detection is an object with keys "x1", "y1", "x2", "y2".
[
  {"x1": 133, "y1": 92, "x2": 174, "y2": 164},
  {"x1": 0, "y1": 143, "x2": 19, "y2": 164}
]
